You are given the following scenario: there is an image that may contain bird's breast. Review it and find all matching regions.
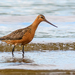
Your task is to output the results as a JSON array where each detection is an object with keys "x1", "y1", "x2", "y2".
[{"x1": 21, "y1": 30, "x2": 35, "y2": 44}]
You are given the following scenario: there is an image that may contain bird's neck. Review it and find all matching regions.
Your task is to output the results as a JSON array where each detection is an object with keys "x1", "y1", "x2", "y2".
[{"x1": 32, "y1": 18, "x2": 41, "y2": 31}]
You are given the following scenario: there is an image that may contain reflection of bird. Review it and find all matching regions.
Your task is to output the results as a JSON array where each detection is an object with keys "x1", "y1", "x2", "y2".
[{"x1": 0, "y1": 14, "x2": 57, "y2": 58}]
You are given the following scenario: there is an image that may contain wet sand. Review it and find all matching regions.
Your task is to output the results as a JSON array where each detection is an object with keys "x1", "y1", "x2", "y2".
[
  {"x1": 0, "y1": 69, "x2": 75, "y2": 75},
  {"x1": 0, "y1": 38, "x2": 75, "y2": 52}
]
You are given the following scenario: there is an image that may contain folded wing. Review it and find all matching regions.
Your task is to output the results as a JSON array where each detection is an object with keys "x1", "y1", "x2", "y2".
[{"x1": 0, "y1": 27, "x2": 29, "y2": 40}]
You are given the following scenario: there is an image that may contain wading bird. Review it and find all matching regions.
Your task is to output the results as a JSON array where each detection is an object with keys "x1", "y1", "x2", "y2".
[{"x1": 0, "y1": 14, "x2": 57, "y2": 58}]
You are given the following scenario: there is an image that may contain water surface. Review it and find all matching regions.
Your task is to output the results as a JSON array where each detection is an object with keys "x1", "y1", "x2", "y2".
[
  {"x1": 0, "y1": 0, "x2": 75, "y2": 16},
  {"x1": 0, "y1": 50, "x2": 75, "y2": 70}
]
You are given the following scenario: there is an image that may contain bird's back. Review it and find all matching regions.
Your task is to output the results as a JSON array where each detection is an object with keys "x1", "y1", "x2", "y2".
[{"x1": 0, "y1": 25, "x2": 32, "y2": 40}]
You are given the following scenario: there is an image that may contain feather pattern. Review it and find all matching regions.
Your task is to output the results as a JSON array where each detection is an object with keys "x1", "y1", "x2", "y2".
[{"x1": 0, "y1": 25, "x2": 32, "y2": 40}]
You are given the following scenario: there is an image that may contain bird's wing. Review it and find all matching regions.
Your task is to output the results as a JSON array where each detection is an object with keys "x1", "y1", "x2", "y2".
[{"x1": 0, "y1": 25, "x2": 31, "y2": 40}]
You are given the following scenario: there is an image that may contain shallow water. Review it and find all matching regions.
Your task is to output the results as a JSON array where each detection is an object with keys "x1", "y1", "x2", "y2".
[
  {"x1": 0, "y1": 50, "x2": 75, "y2": 70},
  {"x1": 0, "y1": 50, "x2": 75, "y2": 75}
]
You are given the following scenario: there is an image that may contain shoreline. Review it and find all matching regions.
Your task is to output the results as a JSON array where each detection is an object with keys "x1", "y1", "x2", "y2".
[
  {"x1": 0, "y1": 38, "x2": 75, "y2": 52},
  {"x1": 31, "y1": 38, "x2": 75, "y2": 43}
]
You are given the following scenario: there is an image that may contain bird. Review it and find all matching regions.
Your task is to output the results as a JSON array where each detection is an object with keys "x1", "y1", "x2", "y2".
[{"x1": 0, "y1": 14, "x2": 57, "y2": 58}]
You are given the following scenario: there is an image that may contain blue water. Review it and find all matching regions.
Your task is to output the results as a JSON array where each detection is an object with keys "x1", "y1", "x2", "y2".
[{"x1": 0, "y1": 0, "x2": 75, "y2": 16}]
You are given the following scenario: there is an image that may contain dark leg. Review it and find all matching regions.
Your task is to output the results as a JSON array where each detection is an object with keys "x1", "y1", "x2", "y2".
[
  {"x1": 22, "y1": 45, "x2": 24, "y2": 58},
  {"x1": 12, "y1": 45, "x2": 15, "y2": 57}
]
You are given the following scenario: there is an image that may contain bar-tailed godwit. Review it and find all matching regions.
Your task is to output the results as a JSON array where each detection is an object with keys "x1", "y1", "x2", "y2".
[{"x1": 0, "y1": 14, "x2": 57, "y2": 58}]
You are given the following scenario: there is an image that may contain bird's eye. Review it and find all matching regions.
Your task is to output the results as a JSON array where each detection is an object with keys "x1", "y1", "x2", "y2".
[{"x1": 40, "y1": 16, "x2": 43, "y2": 19}]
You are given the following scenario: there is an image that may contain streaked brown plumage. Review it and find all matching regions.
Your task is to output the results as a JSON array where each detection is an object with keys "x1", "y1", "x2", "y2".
[{"x1": 0, "y1": 14, "x2": 57, "y2": 58}]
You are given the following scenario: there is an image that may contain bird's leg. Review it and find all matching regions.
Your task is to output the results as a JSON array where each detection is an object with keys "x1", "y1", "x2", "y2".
[
  {"x1": 22, "y1": 45, "x2": 24, "y2": 58},
  {"x1": 12, "y1": 45, "x2": 15, "y2": 57}
]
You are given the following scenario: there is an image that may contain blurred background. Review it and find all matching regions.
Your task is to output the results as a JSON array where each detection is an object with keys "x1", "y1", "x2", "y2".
[
  {"x1": 0, "y1": 0, "x2": 75, "y2": 38},
  {"x1": 0, "y1": 0, "x2": 75, "y2": 16}
]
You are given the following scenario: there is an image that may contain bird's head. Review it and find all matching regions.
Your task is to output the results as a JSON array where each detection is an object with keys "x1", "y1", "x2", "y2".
[{"x1": 37, "y1": 14, "x2": 58, "y2": 28}]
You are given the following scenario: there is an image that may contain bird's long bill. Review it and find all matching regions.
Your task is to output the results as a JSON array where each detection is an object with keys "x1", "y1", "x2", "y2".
[{"x1": 45, "y1": 19, "x2": 58, "y2": 28}]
